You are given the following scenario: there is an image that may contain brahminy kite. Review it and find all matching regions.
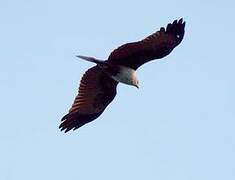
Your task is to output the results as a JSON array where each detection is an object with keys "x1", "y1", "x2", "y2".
[{"x1": 60, "y1": 18, "x2": 185, "y2": 132}]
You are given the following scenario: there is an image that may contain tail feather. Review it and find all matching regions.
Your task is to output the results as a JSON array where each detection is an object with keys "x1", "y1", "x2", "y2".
[{"x1": 76, "y1": 55, "x2": 104, "y2": 64}]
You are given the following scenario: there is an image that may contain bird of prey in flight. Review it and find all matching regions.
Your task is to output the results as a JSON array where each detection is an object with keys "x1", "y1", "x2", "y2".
[{"x1": 60, "y1": 18, "x2": 185, "y2": 132}]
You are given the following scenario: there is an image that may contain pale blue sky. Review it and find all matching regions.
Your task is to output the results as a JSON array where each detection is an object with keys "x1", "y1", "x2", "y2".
[{"x1": 1, "y1": 0, "x2": 235, "y2": 179}]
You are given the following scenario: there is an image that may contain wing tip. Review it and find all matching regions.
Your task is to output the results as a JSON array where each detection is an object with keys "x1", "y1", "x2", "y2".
[
  {"x1": 166, "y1": 18, "x2": 186, "y2": 44},
  {"x1": 59, "y1": 112, "x2": 103, "y2": 133},
  {"x1": 59, "y1": 113, "x2": 76, "y2": 133}
]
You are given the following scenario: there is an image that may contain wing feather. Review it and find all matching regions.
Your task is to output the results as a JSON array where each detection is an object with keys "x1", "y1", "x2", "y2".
[
  {"x1": 59, "y1": 66, "x2": 118, "y2": 132},
  {"x1": 108, "y1": 18, "x2": 185, "y2": 70}
]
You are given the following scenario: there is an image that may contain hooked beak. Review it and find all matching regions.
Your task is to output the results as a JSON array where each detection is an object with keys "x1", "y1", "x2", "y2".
[{"x1": 135, "y1": 85, "x2": 139, "y2": 89}]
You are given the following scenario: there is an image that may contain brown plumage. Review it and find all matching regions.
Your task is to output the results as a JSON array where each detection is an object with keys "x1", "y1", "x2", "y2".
[
  {"x1": 60, "y1": 18, "x2": 185, "y2": 132},
  {"x1": 108, "y1": 19, "x2": 185, "y2": 69},
  {"x1": 60, "y1": 66, "x2": 117, "y2": 132}
]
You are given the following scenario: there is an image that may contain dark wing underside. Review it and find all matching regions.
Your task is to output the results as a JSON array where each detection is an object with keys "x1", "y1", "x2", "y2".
[
  {"x1": 108, "y1": 18, "x2": 185, "y2": 70},
  {"x1": 59, "y1": 66, "x2": 118, "y2": 132}
]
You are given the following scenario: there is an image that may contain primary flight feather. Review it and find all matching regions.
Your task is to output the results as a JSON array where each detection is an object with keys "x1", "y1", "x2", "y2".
[{"x1": 60, "y1": 18, "x2": 185, "y2": 132}]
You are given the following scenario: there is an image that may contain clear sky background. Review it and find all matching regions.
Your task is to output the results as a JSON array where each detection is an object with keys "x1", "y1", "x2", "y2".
[{"x1": 1, "y1": 0, "x2": 235, "y2": 179}]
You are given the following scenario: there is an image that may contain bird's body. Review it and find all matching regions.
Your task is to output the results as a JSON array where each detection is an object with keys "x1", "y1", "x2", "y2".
[
  {"x1": 60, "y1": 18, "x2": 186, "y2": 132},
  {"x1": 77, "y1": 55, "x2": 139, "y2": 87}
]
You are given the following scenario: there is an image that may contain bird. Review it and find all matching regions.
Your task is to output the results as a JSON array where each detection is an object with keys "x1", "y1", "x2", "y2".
[{"x1": 59, "y1": 18, "x2": 185, "y2": 132}]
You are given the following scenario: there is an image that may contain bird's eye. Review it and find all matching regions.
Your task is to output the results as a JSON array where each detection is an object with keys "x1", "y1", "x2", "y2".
[{"x1": 177, "y1": 35, "x2": 180, "y2": 38}]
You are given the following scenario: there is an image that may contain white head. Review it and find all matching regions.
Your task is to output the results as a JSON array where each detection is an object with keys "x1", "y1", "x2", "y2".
[
  {"x1": 112, "y1": 66, "x2": 139, "y2": 89},
  {"x1": 111, "y1": 66, "x2": 139, "y2": 89},
  {"x1": 131, "y1": 75, "x2": 139, "y2": 89}
]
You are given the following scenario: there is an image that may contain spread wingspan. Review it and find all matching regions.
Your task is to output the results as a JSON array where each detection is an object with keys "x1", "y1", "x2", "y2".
[
  {"x1": 59, "y1": 66, "x2": 118, "y2": 132},
  {"x1": 108, "y1": 18, "x2": 185, "y2": 70},
  {"x1": 60, "y1": 18, "x2": 186, "y2": 132}
]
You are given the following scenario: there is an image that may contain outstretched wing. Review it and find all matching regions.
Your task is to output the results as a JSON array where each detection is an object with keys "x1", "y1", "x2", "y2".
[
  {"x1": 108, "y1": 18, "x2": 185, "y2": 70},
  {"x1": 59, "y1": 66, "x2": 118, "y2": 132}
]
